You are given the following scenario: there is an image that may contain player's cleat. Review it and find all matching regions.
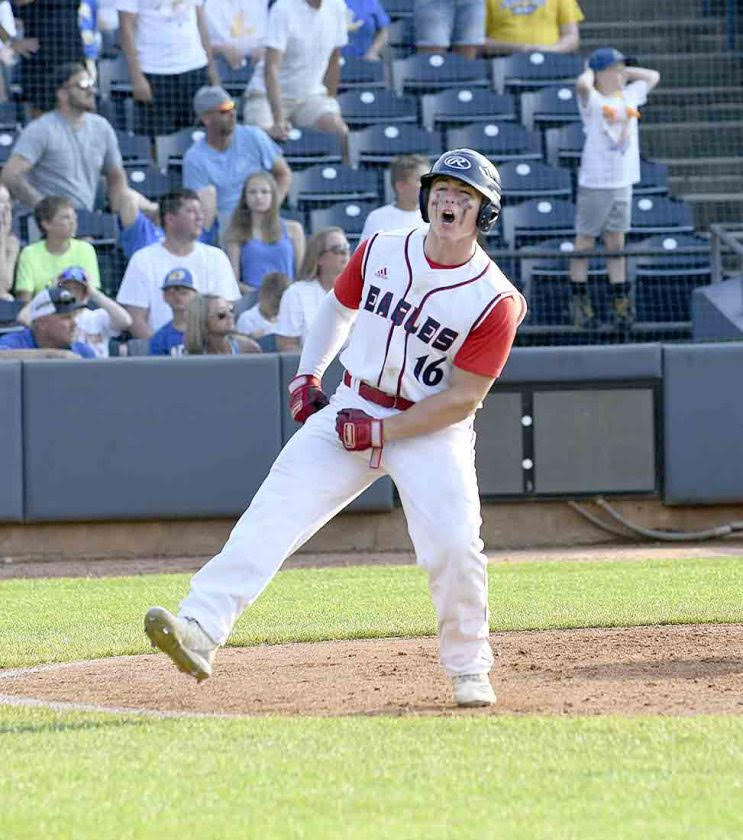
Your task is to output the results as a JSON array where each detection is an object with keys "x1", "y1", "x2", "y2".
[
  {"x1": 570, "y1": 294, "x2": 597, "y2": 329},
  {"x1": 144, "y1": 606, "x2": 217, "y2": 682},
  {"x1": 611, "y1": 294, "x2": 634, "y2": 330},
  {"x1": 452, "y1": 673, "x2": 496, "y2": 707}
]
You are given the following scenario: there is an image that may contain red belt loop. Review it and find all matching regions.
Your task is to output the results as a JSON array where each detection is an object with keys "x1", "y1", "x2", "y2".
[{"x1": 343, "y1": 371, "x2": 414, "y2": 411}]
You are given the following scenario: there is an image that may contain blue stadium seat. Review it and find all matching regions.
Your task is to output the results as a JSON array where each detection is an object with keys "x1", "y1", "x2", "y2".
[
  {"x1": 446, "y1": 122, "x2": 542, "y2": 164},
  {"x1": 493, "y1": 52, "x2": 582, "y2": 94},
  {"x1": 214, "y1": 58, "x2": 254, "y2": 97},
  {"x1": 337, "y1": 89, "x2": 418, "y2": 128},
  {"x1": 635, "y1": 159, "x2": 670, "y2": 196},
  {"x1": 154, "y1": 126, "x2": 205, "y2": 171},
  {"x1": 629, "y1": 196, "x2": 695, "y2": 238},
  {"x1": 0, "y1": 299, "x2": 23, "y2": 325},
  {"x1": 125, "y1": 164, "x2": 179, "y2": 199},
  {"x1": 289, "y1": 164, "x2": 379, "y2": 210},
  {"x1": 501, "y1": 198, "x2": 576, "y2": 248},
  {"x1": 520, "y1": 85, "x2": 579, "y2": 132},
  {"x1": 391, "y1": 54, "x2": 490, "y2": 95},
  {"x1": 0, "y1": 101, "x2": 19, "y2": 130},
  {"x1": 0, "y1": 128, "x2": 18, "y2": 164},
  {"x1": 350, "y1": 124, "x2": 441, "y2": 166},
  {"x1": 421, "y1": 88, "x2": 517, "y2": 131},
  {"x1": 498, "y1": 160, "x2": 572, "y2": 204},
  {"x1": 75, "y1": 210, "x2": 118, "y2": 247},
  {"x1": 338, "y1": 56, "x2": 387, "y2": 91},
  {"x1": 116, "y1": 131, "x2": 153, "y2": 166},
  {"x1": 309, "y1": 200, "x2": 378, "y2": 244},
  {"x1": 387, "y1": 17, "x2": 415, "y2": 55},
  {"x1": 544, "y1": 121, "x2": 584, "y2": 169},
  {"x1": 98, "y1": 54, "x2": 131, "y2": 98},
  {"x1": 279, "y1": 127, "x2": 343, "y2": 168},
  {"x1": 385, "y1": 0, "x2": 414, "y2": 18},
  {"x1": 98, "y1": 95, "x2": 134, "y2": 133}
]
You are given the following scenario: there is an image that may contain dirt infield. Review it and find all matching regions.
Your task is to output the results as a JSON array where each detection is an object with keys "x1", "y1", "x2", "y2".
[{"x1": 2, "y1": 624, "x2": 741, "y2": 717}]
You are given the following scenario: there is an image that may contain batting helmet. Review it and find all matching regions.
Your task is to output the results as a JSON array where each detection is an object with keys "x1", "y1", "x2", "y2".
[{"x1": 419, "y1": 148, "x2": 502, "y2": 233}]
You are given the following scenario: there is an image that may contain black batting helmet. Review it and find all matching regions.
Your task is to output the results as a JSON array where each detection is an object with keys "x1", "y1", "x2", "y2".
[{"x1": 419, "y1": 148, "x2": 502, "y2": 233}]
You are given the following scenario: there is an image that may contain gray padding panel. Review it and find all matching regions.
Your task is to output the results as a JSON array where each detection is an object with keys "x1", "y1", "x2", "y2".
[
  {"x1": 664, "y1": 343, "x2": 743, "y2": 504},
  {"x1": 501, "y1": 344, "x2": 662, "y2": 383},
  {"x1": 692, "y1": 280, "x2": 743, "y2": 342},
  {"x1": 0, "y1": 361, "x2": 23, "y2": 521},
  {"x1": 23, "y1": 356, "x2": 282, "y2": 521},
  {"x1": 279, "y1": 354, "x2": 394, "y2": 512},
  {"x1": 474, "y1": 392, "x2": 524, "y2": 496},
  {"x1": 533, "y1": 389, "x2": 656, "y2": 494}
]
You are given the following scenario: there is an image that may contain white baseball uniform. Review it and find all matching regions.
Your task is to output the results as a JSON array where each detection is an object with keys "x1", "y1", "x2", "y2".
[{"x1": 179, "y1": 227, "x2": 526, "y2": 676}]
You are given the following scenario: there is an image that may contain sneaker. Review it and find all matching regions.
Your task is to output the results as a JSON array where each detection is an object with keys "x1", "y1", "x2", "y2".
[
  {"x1": 144, "y1": 606, "x2": 217, "y2": 682},
  {"x1": 452, "y1": 673, "x2": 496, "y2": 707},
  {"x1": 569, "y1": 294, "x2": 597, "y2": 329},
  {"x1": 611, "y1": 294, "x2": 634, "y2": 329}
]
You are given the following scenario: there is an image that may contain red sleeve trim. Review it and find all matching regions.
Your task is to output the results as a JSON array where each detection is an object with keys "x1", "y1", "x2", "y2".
[
  {"x1": 333, "y1": 237, "x2": 372, "y2": 310},
  {"x1": 454, "y1": 295, "x2": 521, "y2": 379}
]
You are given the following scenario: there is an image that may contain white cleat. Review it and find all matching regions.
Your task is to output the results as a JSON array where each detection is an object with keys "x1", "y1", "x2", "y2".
[
  {"x1": 144, "y1": 606, "x2": 217, "y2": 682},
  {"x1": 452, "y1": 673, "x2": 496, "y2": 707}
]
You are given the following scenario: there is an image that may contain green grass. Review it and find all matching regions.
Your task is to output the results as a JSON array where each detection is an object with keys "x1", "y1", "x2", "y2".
[
  {"x1": 0, "y1": 555, "x2": 741, "y2": 668},
  {"x1": 1, "y1": 555, "x2": 742, "y2": 839}
]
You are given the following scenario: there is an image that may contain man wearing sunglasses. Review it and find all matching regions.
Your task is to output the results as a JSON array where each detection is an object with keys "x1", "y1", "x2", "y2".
[
  {"x1": 2, "y1": 63, "x2": 128, "y2": 214},
  {"x1": 183, "y1": 85, "x2": 292, "y2": 245}
]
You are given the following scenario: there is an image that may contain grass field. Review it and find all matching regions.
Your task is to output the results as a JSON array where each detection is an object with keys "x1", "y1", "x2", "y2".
[{"x1": 1, "y1": 555, "x2": 742, "y2": 839}]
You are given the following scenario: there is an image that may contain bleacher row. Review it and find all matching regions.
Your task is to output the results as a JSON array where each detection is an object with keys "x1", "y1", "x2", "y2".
[{"x1": 1, "y1": 25, "x2": 712, "y2": 340}]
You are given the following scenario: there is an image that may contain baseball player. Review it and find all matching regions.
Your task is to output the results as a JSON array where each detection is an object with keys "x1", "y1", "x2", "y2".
[{"x1": 145, "y1": 148, "x2": 527, "y2": 707}]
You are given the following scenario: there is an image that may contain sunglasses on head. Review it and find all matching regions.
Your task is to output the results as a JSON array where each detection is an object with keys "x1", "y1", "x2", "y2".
[
  {"x1": 322, "y1": 244, "x2": 351, "y2": 256},
  {"x1": 216, "y1": 100, "x2": 236, "y2": 114}
]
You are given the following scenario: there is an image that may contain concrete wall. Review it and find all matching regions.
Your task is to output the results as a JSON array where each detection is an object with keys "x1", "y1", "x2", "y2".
[{"x1": 0, "y1": 361, "x2": 23, "y2": 522}]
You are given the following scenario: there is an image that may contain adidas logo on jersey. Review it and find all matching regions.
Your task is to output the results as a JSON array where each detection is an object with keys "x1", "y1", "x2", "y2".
[{"x1": 375, "y1": 266, "x2": 388, "y2": 279}]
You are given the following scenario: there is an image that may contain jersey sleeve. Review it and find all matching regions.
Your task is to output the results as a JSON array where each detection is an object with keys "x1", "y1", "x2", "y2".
[
  {"x1": 333, "y1": 238, "x2": 369, "y2": 309},
  {"x1": 454, "y1": 295, "x2": 521, "y2": 379}
]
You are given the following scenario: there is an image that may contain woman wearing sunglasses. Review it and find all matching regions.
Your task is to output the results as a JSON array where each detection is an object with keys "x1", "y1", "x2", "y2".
[
  {"x1": 184, "y1": 293, "x2": 261, "y2": 356},
  {"x1": 275, "y1": 227, "x2": 350, "y2": 352}
]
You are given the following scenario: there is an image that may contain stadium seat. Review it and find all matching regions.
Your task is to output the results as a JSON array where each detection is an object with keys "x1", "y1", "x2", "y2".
[
  {"x1": 520, "y1": 85, "x2": 580, "y2": 132},
  {"x1": 98, "y1": 95, "x2": 134, "y2": 133},
  {"x1": 387, "y1": 17, "x2": 415, "y2": 56},
  {"x1": 214, "y1": 58, "x2": 254, "y2": 97},
  {"x1": 391, "y1": 54, "x2": 490, "y2": 95},
  {"x1": 385, "y1": 0, "x2": 414, "y2": 18},
  {"x1": 125, "y1": 164, "x2": 179, "y2": 199},
  {"x1": 498, "y1": 161, "x2": 573, "y2": 204},
  {"x1": 635, "y1": 159, "x2": 670, "y2": 196},
  {"x1": 350, "y1": 124, "x2": 441, "y2": 167},
  {"x1": 98, "y1": 54, "x2": 131, "y2": 98},
  {"x1": 309, "y1": 200, "x2": 378, "y2": 244},
  {"x1": 501, "y1": 198, "x2": 576, "y2": 248},
  {"x1": 492, "y1": 52, "x2": 582, "y2": 94},
  {"x1": 445, "y1": 122, "x2": 542, "y2": 164},
  {"x1": 0, "y1": 128, "x2": 18, "y2": 164},
  {"x1": 337, "y1": 89, "x2": 418, "y2": 128},
  {"x1": 289, "y1": 164, "x2": 379, "y2": 210},
  {"x1": 338, "y1": 56, "x2": 387, "y2": 92},
  {"x1": 629, "y1": 196, "x2": 695, "y2": 238},
  {"x1": 0, "y1": 299, "x2": 23, "y2": 325},
  {"x1": 279, "y1": 127, "x2": 344, "y2": 168},
  {"x1": 420, "y1": 89, "x2": 517, "y2": 132},
  {"x1": 154, "y1": 126, "x2": 205, "y2": 172},
  {"x1": 116, "y1": 131, "x2": 153, "y2": 166},
  {"x1": 0, "y1": 101, "x2": 19, "y2": 130},
  {"x1": 75, "y1": 210, "x2": 118, "y2": 247},
  {"x1": 544, "y1": 121, "x2": 584, "y2": 169}
]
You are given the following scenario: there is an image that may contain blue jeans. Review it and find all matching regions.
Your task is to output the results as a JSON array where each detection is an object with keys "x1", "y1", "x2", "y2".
[{"x1": 414, "y1": 0, "x2": 486, "y2": 48}]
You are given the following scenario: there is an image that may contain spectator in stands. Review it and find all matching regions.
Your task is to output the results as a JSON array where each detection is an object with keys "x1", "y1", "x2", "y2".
[
  {"x1": 15, "y1": 1, "x2": 83, "y2": 113},
  {"x1": 1, "y1": 62, "x2": 127, "y2": 213},
  {"x1": 569, "y1": 48, "x2": 660, "y2": 330},
  {"x1": 205, "y1": 0, "x2": 268, "y2": 69},
  {"x1": 117, "y1": 0, "x2": 220, "y2": 137},
  {"x1": 343, "y1": 0, "x2": 390, "y2": 61},
  {"x1": 243, "y1": 0, "x2": 350, "y2": 163},
  {"x1": 13, "y1": 196, "x2": 101, "y2": 303},
  {"x1": 0, "y1": 6, "x2": 39, "y2": 105},
  {"x1": 360, "y1": 154, "x2": 430, "y2": 241},
  {"x1": 149, "y1": 267, "x2": 199, "y2": 356},
  {"x1": 0, "y1": 185, "x2": 20, "y2": 300},
  {"x1": 183, "y1": 85, "x2": 292, "y2": 243},
  {"x1": 0, "y1": 286, "x2": 95, "y2": 358},
  {"x1": 482, "y1": 0, "x2": 583, "y2": 55},
  {"x1": 275, "y1": 226, "x2": 349, "y2": 351},
  {"x1": 184, "y1": 293, "x2": 261, "y2": 354},
  {"x1": 116, "y1": 189, "x2": 240, "y2": 337},
  {"x1": 236, "y1": 270, "x2": 290, "y2": 339},
  {"x1": 225, "y1": 171, "x2": 305, "y2": 293},
  {"x1": 414, "y1": 0, "x2": 484, "y2": 59}
]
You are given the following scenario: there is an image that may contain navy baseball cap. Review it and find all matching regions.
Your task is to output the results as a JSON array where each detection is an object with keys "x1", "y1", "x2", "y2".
[
  {"x1": 29, "y1": 287, "x2": 86, "y2": 322},
  {"x1": 588, "y1": 47, "x2": 627, "y2": 72},
  {"x1": 161, "y1": 267, "x2": 196, "y2": 291}
]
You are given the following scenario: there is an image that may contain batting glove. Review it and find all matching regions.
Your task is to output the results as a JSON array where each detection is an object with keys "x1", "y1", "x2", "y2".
[
  {"x1": 289, "y1": 374, "x2": 329, "y2": 424},
  {"x1": 335, "y1": 408, "x2": 384, "y2": 468}
]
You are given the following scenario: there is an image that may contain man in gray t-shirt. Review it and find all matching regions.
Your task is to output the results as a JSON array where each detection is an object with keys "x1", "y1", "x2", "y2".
[{"x1": 1, "y1": 62, "x2": 127, "y2": 212}]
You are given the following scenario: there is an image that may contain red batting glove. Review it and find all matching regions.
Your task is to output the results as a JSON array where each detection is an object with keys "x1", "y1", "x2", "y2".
[
  {"x1": 335, "y1": 408, "x2": 384, "y2": 468},
  {"x1": 289, "y1": 374, "x2": 329, "y2": 424}
]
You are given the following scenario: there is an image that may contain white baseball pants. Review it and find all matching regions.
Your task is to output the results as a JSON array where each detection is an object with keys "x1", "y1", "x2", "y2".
[{"x1": 179, "y1": 383, "x2": 493, "y2": 676}]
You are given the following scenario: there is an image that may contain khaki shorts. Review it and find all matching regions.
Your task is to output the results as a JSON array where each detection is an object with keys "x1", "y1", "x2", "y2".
[
  {"x1": 575, "y1": 185, "x2": 632, "y2": 237},
  {"x1": 243, "y1": 92, "x2": 341, "y2": 130}
]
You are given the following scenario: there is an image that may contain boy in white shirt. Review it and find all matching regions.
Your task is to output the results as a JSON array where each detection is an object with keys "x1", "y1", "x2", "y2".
[
  {"x1": 360, "y1": 154, "x2": 430, "y2": 242},
  {"x1": 569, "y1": 47, "x2": 660, "y2": 330}
]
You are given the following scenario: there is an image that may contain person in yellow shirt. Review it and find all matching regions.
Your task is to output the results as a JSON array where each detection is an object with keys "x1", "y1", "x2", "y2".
[
  {"x1": 483, "y1": 0, "x2": 583, "y2": 55},
  {"x1": 13, "y1": 195, "x2": 100, "y2": 302}
]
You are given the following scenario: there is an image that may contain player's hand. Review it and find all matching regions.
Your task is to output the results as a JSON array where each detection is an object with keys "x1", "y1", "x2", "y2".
[
  {"x1": 289, "y1": 374, "x2": 329, "y2": 424},
  {"x1": 335, "y1": 409, "x2": 384, "y2": 468}
]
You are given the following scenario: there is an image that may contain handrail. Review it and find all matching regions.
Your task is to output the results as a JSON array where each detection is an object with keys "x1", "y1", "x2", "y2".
[{"x1": 709, "y1": 222, "x2": 743, "y2": 282}]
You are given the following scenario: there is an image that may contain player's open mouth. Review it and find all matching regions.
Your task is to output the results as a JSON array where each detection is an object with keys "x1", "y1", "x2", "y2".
[{"x1": 441, "y1": 210, "x2": 456, "y2": 225}]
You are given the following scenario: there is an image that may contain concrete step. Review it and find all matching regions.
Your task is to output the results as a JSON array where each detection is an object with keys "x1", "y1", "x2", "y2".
[
  {"x1": 669, "y1": 173, "x2": 743, "y2": 194},
  {"x1": 581, "y1": 33, "x2": 727, "y2": 55},
  {"x1": 679, "y1": 194, "x2": 743, "y2": 230},
  {"x1": 581, "y1": 18, "x2": 724, "y2": 35},
  {"x1": 631, "y1": 53, "x2": 743, "y2": 87},
  {"x1": 651, "y1": 87, "x2": 743, "y2": 104},
  {"x1": 641, "y1": 122, "x2": 743, "y2": 157},
  {"x1": 658, "y1": 156, "x2": 743, "y2": 177},
  {"x1": 583, "y1": 0, "x2": 713, "y2": 21},
  {"x1": 644, "y1": 102, "x2": 743, "y2": 123}
]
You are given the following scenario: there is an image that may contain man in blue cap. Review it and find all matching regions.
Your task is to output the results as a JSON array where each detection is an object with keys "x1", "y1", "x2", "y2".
[{"x1": 569, "y1": 46, "x2": 660, "y2": 330}]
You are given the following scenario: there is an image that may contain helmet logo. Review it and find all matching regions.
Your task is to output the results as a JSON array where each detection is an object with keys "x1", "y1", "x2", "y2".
[{"x1": 443, "y1": 155, "x2": 471, "y2": 170}]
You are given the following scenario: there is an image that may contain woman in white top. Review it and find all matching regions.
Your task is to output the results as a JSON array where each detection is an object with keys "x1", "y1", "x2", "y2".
[
  {"x1": 184, "y1": 294, "x2": 261, "y2": 356},
  {"x1": 275, "y1": 227, "x2": 350, "y2": 352}
]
